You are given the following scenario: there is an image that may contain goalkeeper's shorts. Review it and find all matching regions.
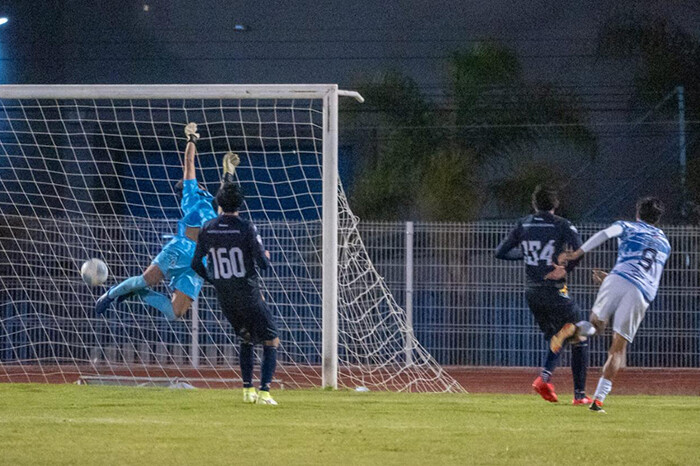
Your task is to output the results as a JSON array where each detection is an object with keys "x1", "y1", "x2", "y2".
[{"x1": 152, "y1": 236, "x2": 204, "y2": 300}]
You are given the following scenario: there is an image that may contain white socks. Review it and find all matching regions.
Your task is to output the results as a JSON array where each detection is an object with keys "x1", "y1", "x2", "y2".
[{"x1": 594, "y1": 377, "x2": 612, "y2": 402}]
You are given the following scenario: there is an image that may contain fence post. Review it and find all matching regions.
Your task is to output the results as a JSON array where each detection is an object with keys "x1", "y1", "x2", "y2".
[
  {"x1": 405, "y1": 221, "x2": 414, "y2": 366},
  {"x1": 191, "y1": 297, "x2": 200, "y2": 369}
]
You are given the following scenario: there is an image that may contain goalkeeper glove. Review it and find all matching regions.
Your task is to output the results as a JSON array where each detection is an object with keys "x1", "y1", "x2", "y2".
[
  {"x1": 223, "y1": 151, "x2": 240, "y2": 175},
  {"x1": 185, "y1": 122, "x2": 200, "y2": 143}
]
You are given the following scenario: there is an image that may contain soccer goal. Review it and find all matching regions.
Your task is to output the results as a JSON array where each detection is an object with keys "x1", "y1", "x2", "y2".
[{"x1": 0, "y1": 84, "x2": 464, "y2": 392}]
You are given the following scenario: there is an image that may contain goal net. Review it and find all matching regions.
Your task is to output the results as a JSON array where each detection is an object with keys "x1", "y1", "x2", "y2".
[{"x1": 0, "y1": 85, "x2": 463, "y2": 392}]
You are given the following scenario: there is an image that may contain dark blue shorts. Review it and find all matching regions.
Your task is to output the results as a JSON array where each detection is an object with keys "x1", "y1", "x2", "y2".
[
  {"x1": 222, "y1": 301, "x2": 278, "y2": 344},
  {"x1": 525, "y1": 286, "x2": 582, "y2": 340}
]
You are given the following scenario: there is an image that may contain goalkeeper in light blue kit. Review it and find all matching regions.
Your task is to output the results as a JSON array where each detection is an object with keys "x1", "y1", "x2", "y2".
[{"x1": 96, "y1": 122, "x2": 240, "y2": 320}]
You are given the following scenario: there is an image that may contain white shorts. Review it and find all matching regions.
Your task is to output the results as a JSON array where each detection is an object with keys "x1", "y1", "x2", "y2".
[{"x1": 591, "y1": 273, "x2": 649, "y2": 343}]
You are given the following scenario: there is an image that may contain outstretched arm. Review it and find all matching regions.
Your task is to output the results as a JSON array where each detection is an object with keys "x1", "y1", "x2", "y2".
[
  {"x1": 544, "y1": 224, "x2": 584, "y2": 281},
  {"x1": 559, "y1": 223, "x2": 624, "y2": 265},
  {"x1": 183, "y1": 122, "x2": 200, "y2": 181},
  {"x1": 221, "y1": 151, "x2": 240, "y2": 186}
]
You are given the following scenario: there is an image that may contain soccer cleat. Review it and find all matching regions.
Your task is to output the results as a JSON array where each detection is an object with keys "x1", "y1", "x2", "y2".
[
  {"x1": 242, "y1": 387, "x2": 258, "y2": 404},
  {"x1": 589, "y1": 399, "x2": 606, "y2": 413},
  {"x1": 256, "y1": 391, "x2": 278, "y2": 406},
  {"x1": 572, "y1": 395, "x2": 593, "y2": 406},
  {"x1": 550, "y1": 323, "x2": 577, "y2": 354},
  {"x1": 95, "y1": 290, "x2": 116, "y2": 315},
  {"x1": 532, "y1": 376, "x2": 558, "y2": 403}
]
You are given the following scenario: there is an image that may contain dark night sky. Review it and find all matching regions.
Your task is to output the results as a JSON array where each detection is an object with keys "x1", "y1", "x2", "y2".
[
  {"x1": 2, "y1": 1, "x2": 696, "y2": 86},
  {"x1": 0, "y1": 0, "x2": 698, "y2": 220}
]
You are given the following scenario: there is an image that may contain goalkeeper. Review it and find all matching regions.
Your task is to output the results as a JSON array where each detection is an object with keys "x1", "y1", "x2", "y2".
[{"x1": 95, "y1": 122, "x2": 240, "y2": 321}]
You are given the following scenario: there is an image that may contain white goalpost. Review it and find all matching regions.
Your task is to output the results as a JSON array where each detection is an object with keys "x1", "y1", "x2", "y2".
[{"x1": 0, "y1": 84, "x2": 464, "y2": 392}]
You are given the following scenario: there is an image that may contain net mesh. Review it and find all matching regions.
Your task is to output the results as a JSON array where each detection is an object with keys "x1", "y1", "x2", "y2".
[{"x1": 0, "y1": 91, "x2": 464, "y2": 392}]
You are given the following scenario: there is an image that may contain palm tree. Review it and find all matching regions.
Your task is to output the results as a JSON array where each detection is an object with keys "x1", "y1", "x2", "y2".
[{"x1": 348, "y1": 43, "x2": 596, "y2": 221}]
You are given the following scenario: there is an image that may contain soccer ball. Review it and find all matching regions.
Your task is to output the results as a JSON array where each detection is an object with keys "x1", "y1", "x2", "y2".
[{"x1": 80, "y1": 258, "x2": 109, "y2": 286}]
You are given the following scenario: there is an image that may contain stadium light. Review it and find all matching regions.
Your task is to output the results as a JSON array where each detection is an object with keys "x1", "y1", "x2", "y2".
[{"x1": 0, "y1": 18, "x2": 8, "y2": 26}]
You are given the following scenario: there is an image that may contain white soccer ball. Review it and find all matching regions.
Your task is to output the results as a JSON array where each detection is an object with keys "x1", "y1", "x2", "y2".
[{"x1": 80, "y1": 258, "x2": 109, "y2": 286}]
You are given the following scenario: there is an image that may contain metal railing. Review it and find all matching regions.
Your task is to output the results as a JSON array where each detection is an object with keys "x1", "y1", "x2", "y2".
[
  {"x1": 359, "y1": 221, "x2": 700, "y2": 368},
  {"x1": 2, "y1": 216, "x2": 699, "y2": 369}
]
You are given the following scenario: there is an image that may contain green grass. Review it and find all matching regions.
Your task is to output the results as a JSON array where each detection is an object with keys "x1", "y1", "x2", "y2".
[{"x1": 1, "y1": 385, "x2": 699, "y2": 465}]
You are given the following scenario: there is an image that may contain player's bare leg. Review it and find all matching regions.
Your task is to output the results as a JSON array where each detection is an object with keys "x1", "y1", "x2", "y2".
[
  {"x1": 142, "y1": 264, "x2": 164, "y2": 286},
  {"x1": 590, "y1": 331, "x2": 627, "y2": 413},
  {"x1": 171, "y1": 291, "x2": 193, "y2": 319},
  {"x1": 257, "y1": 337, "x2": 280, "y2": 406}
]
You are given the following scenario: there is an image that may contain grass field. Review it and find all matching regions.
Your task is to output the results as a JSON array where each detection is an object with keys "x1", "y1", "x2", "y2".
[{"x1": 1, "y1": 384, "x2": 699, "y2": 465}]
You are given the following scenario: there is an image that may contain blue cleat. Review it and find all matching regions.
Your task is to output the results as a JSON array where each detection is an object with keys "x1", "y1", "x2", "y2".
[
  {"x1": 96, "y1": 287, "x2": 149, "y2": 315},
  {"x1": 95, "y1": 290, "x2": 116, "y2": 315}
]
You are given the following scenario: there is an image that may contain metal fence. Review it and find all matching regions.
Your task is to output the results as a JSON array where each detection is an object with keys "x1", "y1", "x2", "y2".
[
  {"x1": 2, "y1": 217, "x2": 699, "y2": 369},
  {"x1": 359, "y1": 221, "x2": 700, "y2": 368}
]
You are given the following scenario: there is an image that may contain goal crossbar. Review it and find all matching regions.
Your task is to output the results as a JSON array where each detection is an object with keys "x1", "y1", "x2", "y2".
[{"x1": 0, "y1": 84, "x2": 364, "y2": 102}]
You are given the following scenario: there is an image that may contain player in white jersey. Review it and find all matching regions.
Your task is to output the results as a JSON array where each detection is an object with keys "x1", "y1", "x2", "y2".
[{"x1": 557, "y1": 197, "x2": 670, "y2": 413}]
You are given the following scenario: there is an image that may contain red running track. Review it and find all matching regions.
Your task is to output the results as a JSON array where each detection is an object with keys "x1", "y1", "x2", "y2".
[{"x1": 1, "y1": 365, "x2": 698, "y2": 395}]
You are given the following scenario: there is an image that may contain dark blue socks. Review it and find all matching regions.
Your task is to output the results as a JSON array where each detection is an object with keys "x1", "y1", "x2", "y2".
[
  {"x1": 260, "y1": 345, "x2": 277, "y2": 392},
  {"x1": 571, "y1": 341, "x2": 588, "y2": 397},
  {"x1": 240, "y1": 343, "x2": 254, "y2": 389},
  {"x1": 239, "y1": 343, "x2": 277, "y2": 391},
  {"x1": 541, "y1": 348, "x2": 560, "y2": 382}
]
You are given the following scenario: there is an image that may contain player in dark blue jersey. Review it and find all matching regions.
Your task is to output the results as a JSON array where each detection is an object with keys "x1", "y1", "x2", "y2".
[
  {"x1": 495, "y1": 185, "x2": 591, "y2": 404},
  {"x1": 191, "y1": 182, "x2": 280, "y2": 405}
]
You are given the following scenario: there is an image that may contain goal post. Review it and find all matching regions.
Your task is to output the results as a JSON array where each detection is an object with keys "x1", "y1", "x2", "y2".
[
  {"x1": 0, "y1": 84, "x2": 463, "y2": 392},
  {"x1": 322, "y1": 88, "x2": 339, "y2": 389}
]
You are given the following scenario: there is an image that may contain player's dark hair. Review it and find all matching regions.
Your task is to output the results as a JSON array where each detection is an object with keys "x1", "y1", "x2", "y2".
[
  {"x1": 637, "y1": 196, "x2": 663, "y2": 225},
  {"x1": 216, "y1": 182, "x2": 245, "y2": 213},
  {"x1": 532, "y1": 185, "x2": 559, "y2": 212}
]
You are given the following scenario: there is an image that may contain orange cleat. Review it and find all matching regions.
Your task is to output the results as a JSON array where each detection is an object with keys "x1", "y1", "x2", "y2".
[
  {"x1": 572, "y1": 396, "x2": 593, "y2": 405},
  {"x1": 532, "y1": 376, "x2": 558, "y2": 403},
  {"x1": 589, "y1": 399, "x2": 606, "y2": 413},
  {"x1": 550, "y1": 322, "x2": 577, "y2": 354}
]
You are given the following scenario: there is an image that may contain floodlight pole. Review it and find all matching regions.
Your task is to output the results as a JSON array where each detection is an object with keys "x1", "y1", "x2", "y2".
[{"x1": 677, "y1": 86, "x2": 687, "y2": 217}]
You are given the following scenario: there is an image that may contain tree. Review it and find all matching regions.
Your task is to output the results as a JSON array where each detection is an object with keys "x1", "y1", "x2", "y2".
[
  {"x1": 598, "y1": 14, "x2": 700, "y2": 221},
  {"x1": 349, "y1": 43, "x2": 595, "y2": 221}
]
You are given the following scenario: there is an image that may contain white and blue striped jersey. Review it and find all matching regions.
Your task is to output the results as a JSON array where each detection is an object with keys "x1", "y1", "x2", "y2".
[{"x1": 610, "y1": 221, "x2": 670, "y2": 303}]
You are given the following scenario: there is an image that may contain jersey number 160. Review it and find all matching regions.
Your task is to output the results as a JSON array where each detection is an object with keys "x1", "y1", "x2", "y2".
[{"x1": 209, "y1": 247, "x2": 246, "y2": 279}]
